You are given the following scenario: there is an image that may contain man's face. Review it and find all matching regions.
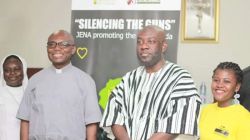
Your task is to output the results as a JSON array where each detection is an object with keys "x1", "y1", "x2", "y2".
[
  {"x1": 3, "y1": 58, "x2": 24, "y2": 87},
  {"x1": 136, "y1": 30, "x2": 166, "y2": 67},
  {"x1": 47, "y1": 33, "x2": 76, "y2": 69}
]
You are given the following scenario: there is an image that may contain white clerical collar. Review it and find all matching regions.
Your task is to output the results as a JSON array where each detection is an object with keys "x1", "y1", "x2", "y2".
[
  {"x1": 52, "y1": 63, "x2": 72, "y2": 74},
  {"x1": 55, "y1": 69, "x2": 62, "y2": 74}
]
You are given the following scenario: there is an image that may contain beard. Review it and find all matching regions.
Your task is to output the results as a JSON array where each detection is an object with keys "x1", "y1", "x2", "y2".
[{"x1": 137, "y1": 51, "x2": 162, "y2": 67}]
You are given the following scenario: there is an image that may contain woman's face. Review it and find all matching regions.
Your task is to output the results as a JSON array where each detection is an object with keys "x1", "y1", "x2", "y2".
[
  {"x1": 3, "y1": 57, "x2": 24, "y2": 87},
  {"x1": 211, "y1": 69, "x2": 241, "y2": 107}
]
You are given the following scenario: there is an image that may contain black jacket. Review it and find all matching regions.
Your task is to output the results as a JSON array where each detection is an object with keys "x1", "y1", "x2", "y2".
[{"x1": 239, "y1": 66, "x2": 250, "y2": 111}]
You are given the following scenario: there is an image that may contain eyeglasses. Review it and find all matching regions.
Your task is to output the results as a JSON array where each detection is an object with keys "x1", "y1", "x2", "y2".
[
  {"x1": 47, "y1": 41, "x2": 74, "y2": 48},
  {"x1": 137, "y1": 38, "x2": 161, "y2": 46}
]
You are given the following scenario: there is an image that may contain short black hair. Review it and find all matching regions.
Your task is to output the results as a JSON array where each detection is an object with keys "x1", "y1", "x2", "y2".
[{"x1": 213, "y1": 62, "x2": 243, "y2": 84}]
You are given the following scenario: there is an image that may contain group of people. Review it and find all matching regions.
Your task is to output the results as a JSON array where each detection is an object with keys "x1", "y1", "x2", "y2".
[{"x1": 0, "y1": 25, "x2": 249, "y2": 140}]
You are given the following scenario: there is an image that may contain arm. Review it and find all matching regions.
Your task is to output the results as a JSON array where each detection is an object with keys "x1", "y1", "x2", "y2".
[
  {"x1": 111, "y1": 124, "x2": 130, "y2": 140},
  {"x1": 20, "y1": 120, "x2": 29, "y2": 140},
  {"x1": 149, "y1": 132, "x2": 177, "y2": 140},
  {"x1": 84, "y1": 77, "x2": 102, "y2": 140},
  {"x1": 86, "y1": 123, "x2": 98, "y2": 140},
  {"x1": 100, "y1": 79, "x2": 127, "y2": 139}
]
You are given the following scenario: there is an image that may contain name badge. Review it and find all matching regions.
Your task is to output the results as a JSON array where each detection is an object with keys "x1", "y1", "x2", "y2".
[{"x1": 214, "y1": 126, "x2": 229, "y2": 137}]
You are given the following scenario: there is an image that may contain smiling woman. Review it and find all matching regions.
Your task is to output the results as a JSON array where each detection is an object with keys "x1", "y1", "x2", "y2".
[
  {"x1": 3, "y1": 56, "x2": 24, "y2": 87},
  {"x1": 211, "y1": 62, "x2": 242, "y2": 107},
  {"x1": 199, "y1": 62, "x2": 250, "y2": 140},
  {"x1": 0, "y1": 54, "x2": 28, "y2": 140}
]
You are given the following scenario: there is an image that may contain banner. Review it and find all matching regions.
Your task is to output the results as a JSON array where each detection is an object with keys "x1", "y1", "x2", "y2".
[{"x1": 71, "y1": 0, "x2": 181, "y2": 107}]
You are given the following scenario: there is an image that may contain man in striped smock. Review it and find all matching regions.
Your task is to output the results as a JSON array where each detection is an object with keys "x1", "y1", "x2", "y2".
[{"x1": 100, "y1": 25, "x2": 201, "y2": 140}]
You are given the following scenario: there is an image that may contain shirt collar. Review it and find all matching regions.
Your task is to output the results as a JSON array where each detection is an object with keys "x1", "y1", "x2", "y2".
[{"x1": 51, "y1": 63, "x2": 72, "y2": 74}]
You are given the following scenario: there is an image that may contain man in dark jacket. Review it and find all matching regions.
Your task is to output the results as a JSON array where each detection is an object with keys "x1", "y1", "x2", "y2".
[{"x1": 239, "y1": 66, "x2": 250, "y2": 111}]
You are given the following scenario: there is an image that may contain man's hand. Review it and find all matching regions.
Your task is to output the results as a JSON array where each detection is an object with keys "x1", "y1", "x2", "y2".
[
  {"x1": 111, "y1": 124, "x2": 130, "y2": 140},
  {"x1": 149, "y1": 132, "x2": 177, "y2": 140}
]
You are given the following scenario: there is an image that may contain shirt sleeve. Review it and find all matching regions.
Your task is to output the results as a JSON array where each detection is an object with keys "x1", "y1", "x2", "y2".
[
  {"x1": 154, "y1": 76, "x2": 201, "y2": 136},
  {"x1": 100, "y1": 79, "x2": 125, "y2": 127},
  {"x1": 84, "y1": 77, "x2": 102, "y2": 125},
  {"x1": 16, "y1": 83, "x2": 33, "y2": 121}
]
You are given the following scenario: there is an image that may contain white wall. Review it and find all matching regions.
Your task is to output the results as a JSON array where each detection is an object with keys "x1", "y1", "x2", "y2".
[
  {"x1": 0, "y1": 0, "x2": 72, "y2": 68},
  {"x1": 178, "y1": 0, "x2": 250, "y2": 102},
  {"x1": 1, "y1": 0, "x2": 249, "y2": 102}
]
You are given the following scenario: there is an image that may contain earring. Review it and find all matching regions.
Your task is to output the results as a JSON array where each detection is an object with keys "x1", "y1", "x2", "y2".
[{"x1": 233, "y1": 92, "x2": 240, "y2": 104}]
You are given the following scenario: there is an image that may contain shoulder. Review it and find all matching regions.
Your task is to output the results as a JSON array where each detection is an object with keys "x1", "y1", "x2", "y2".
[
  {"x1": 200, "y1": 103, "x2": 218, "y2": 117},
  {"x1": 0, "y1": 86, "x2": 7, "y2": 98},
  {"x1": 233, "y1": 105, "x2": 250, "y2": 129},
  {"x1": 235, "y1": 104, "x2": 250, "y2": 116},
  {"x1": 29, "y1": 67, "x2": 51, "y2": 82},
  {"x1": 164, "y1": 63, "x2": 195, "y2": 89},
  {"x1": 201, "y1": 103, "x2": 215, "y2": 111},
  {"x1": 165, "y1": 62, "x2": 191, "y2": 75},
  {"x1": 70, "y1": 65, "x2": 94, "y2": 82},
  {"x1": 68, "y1": 66, "x2": 96, "y2": 88},
  {"x1": 200, "y1": 103, "x2": 217, "y2": 120},
  {"x1": 122, "y1": 66, "x2": 144, "y2": 78}
]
